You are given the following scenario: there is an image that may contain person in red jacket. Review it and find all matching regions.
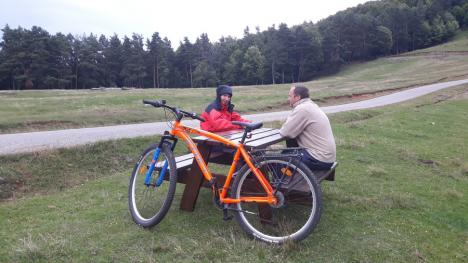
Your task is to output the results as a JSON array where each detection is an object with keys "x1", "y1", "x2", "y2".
[{"x1": 200, "y1": 85, "x2": 250, "y2": 132}]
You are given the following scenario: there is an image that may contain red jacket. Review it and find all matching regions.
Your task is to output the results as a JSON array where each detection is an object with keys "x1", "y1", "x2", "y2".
[{"x1": 200, "y1": 101, "x2": 250, "y2": 132}]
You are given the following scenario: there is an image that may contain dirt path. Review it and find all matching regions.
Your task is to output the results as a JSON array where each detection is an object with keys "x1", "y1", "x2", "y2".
[{"x1": 1, "y1": 78, "x2": 468, "y2": 156}]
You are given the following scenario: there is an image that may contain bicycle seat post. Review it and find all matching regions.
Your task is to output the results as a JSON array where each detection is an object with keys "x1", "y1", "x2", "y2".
[
  {"x1": 239, "y1": 129, "x2": 250, "y2": 144},
  {"x1": 232, "y1": 121, "x2": 262, "y2": 145}
]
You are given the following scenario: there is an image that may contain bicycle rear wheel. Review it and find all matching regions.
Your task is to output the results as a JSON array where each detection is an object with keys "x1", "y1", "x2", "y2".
[
  {"x1": 128, "y1": 142, "x2": 177, "y2": 227},
  {"x1": 231, "y1": 156, "x2": 322, "y2": 244}
]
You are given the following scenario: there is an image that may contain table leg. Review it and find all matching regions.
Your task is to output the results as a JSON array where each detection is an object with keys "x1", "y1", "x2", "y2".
[{"x1": 179, "y1": 145, "x2": 211, "y2": 212}]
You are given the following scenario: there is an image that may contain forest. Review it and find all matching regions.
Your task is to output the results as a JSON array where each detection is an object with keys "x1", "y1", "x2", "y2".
[{"x1": 0, "y1": 0, "x2": 467, "y2": 90}]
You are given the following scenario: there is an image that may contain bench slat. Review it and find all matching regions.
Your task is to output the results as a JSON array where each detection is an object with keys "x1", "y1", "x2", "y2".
[
  {"x1": 174, "y1": 153, "x2": 194, "y2": 163},
  {"x1": 156, "y1": 153, "x2": 194, "y2": 170},
  {"x1": 245, "y1": 134, "x2": 284, "y2": 148},
  {"x1": 224, "y1": 128, "x2": 274, "y2": 141},
  {"x1": 244, "y1": 130, "x2": 281, "y2": 143},
  {"x1": 193, "y1": 128, "x2": 275, "y2": 143}
]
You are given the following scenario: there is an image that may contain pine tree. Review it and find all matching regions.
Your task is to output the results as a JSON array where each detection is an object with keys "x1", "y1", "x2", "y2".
[
  {"x1": 120, "y1": 34, "x2": 147, "y2": 88},
  {"x1": 241, "y1": 45, "x2": 265, "y2": 85},
  {"x1": 104, "y1": 34, "x2": 123, "y2": 87},
  {"x1": 175, "y1": 38, "x2": 196, "y2": 88}
]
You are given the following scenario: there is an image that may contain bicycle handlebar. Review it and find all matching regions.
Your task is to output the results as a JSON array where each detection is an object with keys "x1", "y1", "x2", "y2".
[
  {"x1": 179, "y1": 110, "x2": 206, "y2": 122},
  {"x1": 142, "y1": 99, "x2": 205, "y2": 122},
  {"x1": 142, "y1": 99, "x2": 163, "y2": 107}
]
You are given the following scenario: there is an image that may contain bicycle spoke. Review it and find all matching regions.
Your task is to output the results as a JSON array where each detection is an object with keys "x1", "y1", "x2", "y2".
[{"x1": 232, "y1": 157, "x2": 322, "y2": 243}]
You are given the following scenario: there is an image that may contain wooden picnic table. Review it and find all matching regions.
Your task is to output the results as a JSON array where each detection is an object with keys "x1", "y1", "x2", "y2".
[{"x1": 178, "y1": 128, "x2": 285, "y2": 212}]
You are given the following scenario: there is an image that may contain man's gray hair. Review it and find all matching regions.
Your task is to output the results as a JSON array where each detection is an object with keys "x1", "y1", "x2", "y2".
[{"x1": 293, "y1": 85, "x2": 310, "y2": 99}]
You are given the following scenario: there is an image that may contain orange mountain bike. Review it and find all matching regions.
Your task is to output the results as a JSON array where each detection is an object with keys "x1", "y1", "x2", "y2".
[{"x1": 128, "y1": 100, "x2": 322, "y2": 244}]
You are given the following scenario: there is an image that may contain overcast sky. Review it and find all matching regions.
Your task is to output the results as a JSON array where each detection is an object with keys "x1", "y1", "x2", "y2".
[{"x1": 1, "y1": 0, "x2": 369, "y2": 46}]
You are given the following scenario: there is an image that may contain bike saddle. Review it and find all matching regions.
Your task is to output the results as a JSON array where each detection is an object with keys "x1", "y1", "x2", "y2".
[{"x1": 232, "y1": 121, "x2": 263, "y2": 132}]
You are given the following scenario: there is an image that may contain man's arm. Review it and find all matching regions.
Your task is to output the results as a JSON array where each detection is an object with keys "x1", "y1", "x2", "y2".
[{"x1": 279, "y1": 107, "x2": 308, "y2": 138}]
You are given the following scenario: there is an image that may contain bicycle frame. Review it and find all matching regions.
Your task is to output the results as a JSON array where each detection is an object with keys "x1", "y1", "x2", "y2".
[{"x1": 161, "y1": 120, "x2": 277, "y2": 205}]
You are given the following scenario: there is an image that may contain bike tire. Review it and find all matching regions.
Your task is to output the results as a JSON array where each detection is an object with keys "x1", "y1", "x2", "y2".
[
  {"x1": 231, "y1": 156, "x2": 322, "y2": 244},
  {"x1": 128, "y1": 142, "x2": 177, "y2": 227}
]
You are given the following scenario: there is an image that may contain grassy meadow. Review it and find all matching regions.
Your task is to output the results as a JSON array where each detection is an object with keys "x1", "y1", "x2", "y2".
[
  {"x1": 1, "y1": 30, "x2": 468, "y2": 134},
  {"x1": 1, "y1": 85, "x2": 467, "y2": 262}
]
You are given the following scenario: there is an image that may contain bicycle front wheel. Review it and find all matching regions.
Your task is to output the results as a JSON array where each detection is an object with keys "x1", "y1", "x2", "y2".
[
  {"x1": 128, "y1": 142, "x2": 177, "y2": 228},
  {"x1": 231, "y1": 157, "x2": 322, "y2": 244}
]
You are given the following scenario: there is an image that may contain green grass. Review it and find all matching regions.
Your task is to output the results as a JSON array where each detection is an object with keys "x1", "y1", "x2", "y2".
[
  {"x1": 1, "y1": 85, "x2": 466, "y2": 262},
  {"x1": 1, "y1": 30, "x2": 468, "y2": 134}
]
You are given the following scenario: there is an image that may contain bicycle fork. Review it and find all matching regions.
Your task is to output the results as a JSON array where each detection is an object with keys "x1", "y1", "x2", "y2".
[{"x1": 144, "y1": 135, "x2": 178, "y2": 187}]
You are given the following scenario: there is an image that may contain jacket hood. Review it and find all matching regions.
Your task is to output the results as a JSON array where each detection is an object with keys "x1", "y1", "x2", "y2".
[
  {"x1": 216, "y1": 85, "x2": 233, "y2": 98},
  {"x1": 214, "y1": 85, "x2": 234, "y2": 112}
]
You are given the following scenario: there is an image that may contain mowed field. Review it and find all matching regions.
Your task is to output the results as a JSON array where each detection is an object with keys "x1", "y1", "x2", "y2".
[
  {"x1": 0, "y1": 85, "x2": 467, "y2": 262},
  {"x1": 0, "y1": 31, "x2": 467, "y2": 134}
]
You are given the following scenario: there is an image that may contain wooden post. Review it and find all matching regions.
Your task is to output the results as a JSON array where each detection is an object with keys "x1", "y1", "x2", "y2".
[{"x1": 179, "y1": 145, "x2": 211, "y2": 212}]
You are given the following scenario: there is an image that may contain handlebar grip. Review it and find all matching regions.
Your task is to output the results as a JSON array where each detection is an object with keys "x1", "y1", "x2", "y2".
[
  {"x1": 185, "y1": 112, "x2": 205, "y2": 122},
  {"x1": 194, "y1": 115, "x2": 205, "y2": 122},
  {"x1": 142, "y1": 99, "x2": 204, "y2": 122},
  {"x1": 142, "y1": 100, "x2": 162, "y2": 107}
]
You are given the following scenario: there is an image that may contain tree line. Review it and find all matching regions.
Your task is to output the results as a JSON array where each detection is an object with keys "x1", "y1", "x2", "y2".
[{"x1": 1, "y1": 0, "x2": 467, "y2": 90}]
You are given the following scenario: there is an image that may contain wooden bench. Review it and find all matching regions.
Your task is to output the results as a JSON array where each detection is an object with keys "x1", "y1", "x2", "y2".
[
  {"x1": 160, "y1": 153, "x2": 337, "y2": 187},
  {"x1": 156, "y1": 153, "x2": 194, "y2": 184},
  {"x1": 313, "y1": 162, "x2": 338, "y2": 182}
]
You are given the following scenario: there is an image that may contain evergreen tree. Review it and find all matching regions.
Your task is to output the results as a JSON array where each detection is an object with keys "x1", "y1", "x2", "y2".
[
  {"x1": 194, "y1": 33, "x2": 213, "y2": 63},
  {"x1": 66, "y1": 34, "x2": 81, "y2": 89},
  {"x1": 369, "y1": 25, "x2": 393, "y2": 56},
  {"x1": 241, "y1": 45, "x2": 265, "y2": 85},
  {"x1": 0, "y1": 25, "x2": 55, "y2": 89},
  {"x1": 291, "y1": 25, "x2": 323, "y2": 81},
  {"x1": 45, "y1": 32, "x2": 72, "y2": 89},
  {"x1": 193, "y1": 60, "x2": 217, "y2": 87},
  {"x1": 318, "y1": 19, "x2": 343, "y2": 73},
  {"x1": 275, "y1": 23, "x2": 293, "y2": 83},
  {"x1": 192, "y1": 34, "x2": 216, "y2": 87},
  {"x1": 0, "y1": 25, "x2": 19, "y2": 89},
  {"x1": 175, "y1": 38, "x2": 196, "y2": 88},
  {"x1": 78, "y1": 34, "x2": 104, "y2": 88},
  {"x1": 147, "y1": 32, "x2": 166, "y2": 88},
  {"x1": 120, "y1": 34, "x2": 147, "y2": 88},
  {"x1": 212, "y1": 36, "x2": 239, "y2": 85},
  {"x1": 146, "y1": 34, "x2": 174, "y2": 88},
  {"x1": 223, "y1": 48, "x2": 244, "y2": 85},
  {"x1": 104, "y1": 34, "x2": 123, "y2": 87},
  {"x1": 160, "y1": 37, "x2": 175, "y2": 88},
  {"x1": 98, "y1": 34, "x2": 110, "y2": 87},
  {"x1": 263, "y1": 25, "x2": 281, "y2": 84}
]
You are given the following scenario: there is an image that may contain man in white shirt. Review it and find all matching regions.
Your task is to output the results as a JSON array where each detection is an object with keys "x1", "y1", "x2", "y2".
[{"x1": 279, "y1": 85, "x2": 336, "y2": 170}]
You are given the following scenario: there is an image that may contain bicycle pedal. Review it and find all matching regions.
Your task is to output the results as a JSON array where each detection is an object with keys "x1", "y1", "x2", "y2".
[
  {"x1": 207, "y1": 178, "x2": 217, "y2": 187},
  {"x1": 213, "y1": 196, "x2": 223, "y2": 209},
  {"x1": 212, "y1": 187, "x2": 224, "y2": 209},
  {"x1": 223, "y1": 215, "x2": 233, "y2": 221}
]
